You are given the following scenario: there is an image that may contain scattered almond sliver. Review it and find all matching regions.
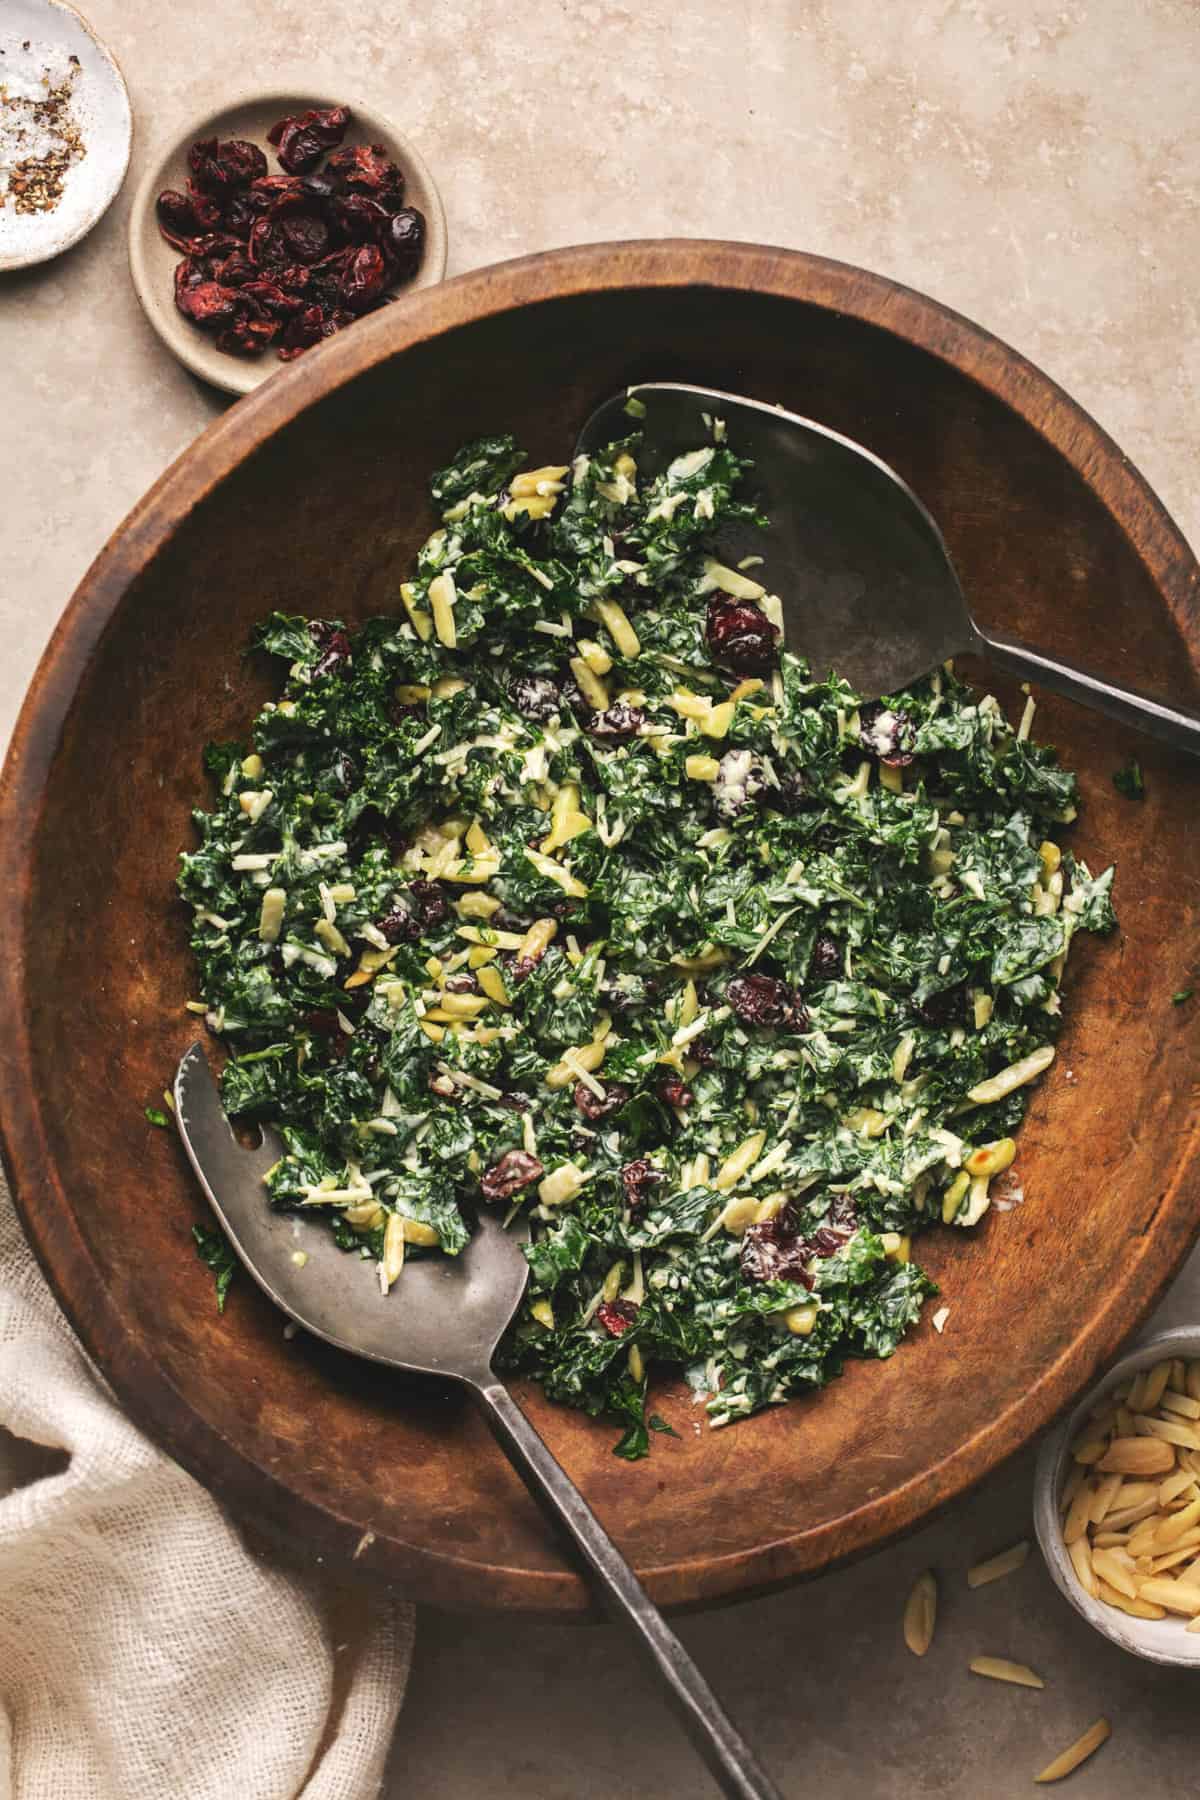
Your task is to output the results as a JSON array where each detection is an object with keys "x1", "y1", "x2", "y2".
[
  {"x1": 1060, "y1": 1358, "x2": 1200, "y2": 1629},
  {"x1": 1035, "y1": 1718, "x2": 1111, "y2": 1784},
  {"x1": 967, "y1": 1541, "x2": 1030, "y2": 1588},
  {"x1": 969, "y1": 1655, "x2": 1044, "y2": 1689},
  {"x1": 903, "y1": 1570, "x2": 937, "y2": 1657}
]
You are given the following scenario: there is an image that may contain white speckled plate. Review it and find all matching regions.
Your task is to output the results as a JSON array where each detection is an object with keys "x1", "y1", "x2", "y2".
[
  {"x1": 128, "y1": 90, "x2": 448, "y2": 397},
  {"x1": 0, "y1": 0, "x2": 131, "y2": 271}
]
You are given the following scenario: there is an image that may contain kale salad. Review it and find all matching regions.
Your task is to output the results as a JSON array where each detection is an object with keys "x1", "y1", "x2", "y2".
[{"x1": 179, "y1": 421, "x2": 1115, "y2": 1457}]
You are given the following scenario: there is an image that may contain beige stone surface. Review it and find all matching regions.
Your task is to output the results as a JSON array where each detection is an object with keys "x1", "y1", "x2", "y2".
[{"x1": 3, "y1": 0, "x2": 1198, "y2": 1793}]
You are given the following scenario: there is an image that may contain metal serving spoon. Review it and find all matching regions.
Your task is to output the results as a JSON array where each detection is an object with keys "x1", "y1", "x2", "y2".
[
  {"x1": 174, "y1": 1046, "x2": 781, "y2": 1800},
  {"x1": 576, "y1": 381, "x2": 1200, "y2": 751}
]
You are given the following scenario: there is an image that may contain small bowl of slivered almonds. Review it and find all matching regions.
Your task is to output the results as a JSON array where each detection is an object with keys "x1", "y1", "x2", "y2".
[{"x1": 1035, "y1": 1326, "x2": 1200, "y2": 1667}]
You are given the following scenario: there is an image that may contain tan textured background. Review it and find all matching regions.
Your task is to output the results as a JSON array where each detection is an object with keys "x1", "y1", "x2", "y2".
[{"x1": 4, "y1": 0, "x2": 1199, "y2": 1793}]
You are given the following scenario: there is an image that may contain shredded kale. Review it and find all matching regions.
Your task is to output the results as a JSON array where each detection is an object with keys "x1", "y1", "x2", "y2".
[
  {"x1": 1113, "y1": 756, "x2": 1144, "y2": 800},
  {"x1": 177, "y1": 426, "x2": 1116, "y2": 1451},
  {"x1": 192, "y1": 1223, "x2": 238, "y2": 1313}
]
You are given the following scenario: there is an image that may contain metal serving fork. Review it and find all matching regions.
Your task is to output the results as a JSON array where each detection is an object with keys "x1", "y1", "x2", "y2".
[{"x1": 175, "y1": 1045, "x2": 781, "y2": 1800}]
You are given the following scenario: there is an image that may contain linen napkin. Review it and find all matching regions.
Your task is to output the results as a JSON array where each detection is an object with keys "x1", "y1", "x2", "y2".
[{"x1": 0, "y1": 1172, "x2": 414, "y2": 1800}]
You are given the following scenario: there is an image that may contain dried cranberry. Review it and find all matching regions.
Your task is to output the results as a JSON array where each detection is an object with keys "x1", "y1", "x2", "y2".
[
  {"x1": 340, "y1": 244, "x2": 387, "y2": 312},
  {"x1": 387, "y1": 206, "x2": 426, "y2": 280},
  {"x1": 174, "y1": 277, "x2": 240, "y2": 331},
  {"x1": 409, "y1": 880, "x2": 449, "y2": 929},
  {"x1": 705, "y1": 598, "x2": 779, "y2": 675},
  {"x1": 740, "y1": 1215, "x2": 814, "y2": 1285},
  {"x1": 213, "y1": 250, "x2": 257, "y2": 288},
  {"x1": 215, "y1": 313, "x2": 279, "y2": 356},
  {"x1": 317, "y1": 306, "x2": 356, "y2": 339},
  {"x1": 509, "y1": 674, "x2": 561, "y2": 722},
  {"x1": 188, "y1": 136, "x2": 268, "y2": 196},
  {"x1": 309, "y1": 620, "x2": 351, "y2": 678},
  {"x1": 621, "y1": 1159, "x2": 665, "y2": 1208},
  {"x1": 299, "y1": 171, "x2": 337, "y2": 205},
  {"x1": 156, "y1": 186, "x2": 221, "y2": 250},
  {"x1": 221, "y1": 190, "x2": 259, "y2": 237},
  {"x1": 573, "y1": 1080, "x2": 630, "y2": 1120},
  {"x1": 596, "y1": 1299, "x2": 639, "y2": 1337},
  {"x1": 325, "y1": 143, "x2": 404, "y2": 205},
  {"x1": 377, "y1": 879, "x2": 449, "y2": 942},
  {"x1": 331, "y1": 193, "x2": 392, "y2": 243},
  {"x1": 268, "y1": 105, "x2": 352, "y2": 174},
  {"x1": 809, "y1": 934, "x2": 841, "y2": 982},
  {"x1": 480, "y1": 1150, "x2": 544, "y2": 1201},
  {"x1": 247, "y1": 174, "x2": 305, "y2": 215},
  {"x1": 656, "y1": 1075, "x2": 693, "y2": 1109},
  {"x1": 809, "y1": 1224, "x2": 853, "y2": 1257},
  {"x1": 443, "y1": 972, "x2": 478, "y2": 994},
  {"x1": 278, "y1": 304, "x2": 326, "y2": 359},
  {"x1": 587, "y1": 702, "x2": 646, "y2": 740},
  {"x1": 858, "y1": 703, "x2": 915, "y2": 766},
  {"x1": 727, "y1": 973, "x2": 791, "y2": 1027},
  {"x1": 239, "y1": 279, "x2": 305, "y2": 320},
  {"x1": 248, "y1": 216, "x2": 291, "y2": 271},
  {"x1": 280, "y1": 212, "x2": 330, "y2": 263}
]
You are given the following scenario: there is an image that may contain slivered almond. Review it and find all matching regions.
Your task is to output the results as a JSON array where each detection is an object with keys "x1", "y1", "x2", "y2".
[
  {"x1": 1102, "y1": 1496, "x2": 1161, "y2": 1531},
  {"x1": 1155, "y1": 1496, "x2": 1200, "y2": 1549},
  {"x1": 1159, "y1": 1470, "x2": 1197, "y2": 1506},
  {"x1": 1067, "y1": 1537, "x2": 1098, "y2": 1597},
  {"x1": 1135, "y1": 1578, "x2": 1200, "y2": 1614},
  {"x1": 1134, "y1": 1414, "x2": 1200, "y2": 1451},
  {"x1": 1090, "y1": 1530, "x2": 1129, "y2": 1549},
  {"x1": 1088, "y1": 1475, "x2": 1123, "y2": 1526},
  {"x1": 1096, "y1": 1581, "x2": 1166, "y2": 1620},
  {"x1": 1059, "y1": 1465, "x2": 1087, "y2": 1514},
  {"x1": 1097, "y1": 1436, "x2": 1175, "y2": 1475},
  {"x1": 1187, "y1": 1362, "x2": 1200, "y2": 1403},
  {"x1": 1186, "y1": 1614, "x2": 1200, "y2": 1634},
  {"x1": 903, "y1": 1570, "x2": 937, "y2": 1656},
  {"x1": 1062, "y1": 1481, "x2": 1095, "y2": 1546},
  {"x1": 1142, "y1": 1360, "x2": 1174, "y2": 1412},
  {"x1": 969, "y1": 1656, "x2": 1043, "y2": 1689},
  {"x1": 1150, "y1": 1546, "x2": 1200, "y2": 1575},
  {"x1": 1035, "y1": 1719, "x2": 1111, "y2": 1784},
  {"x1": 967, "y1": 1541, "x2": 1030, "y2": 1588},
  {"x1": 1090, "y1": 1549, "x2": 1139, "y2": 1598},
  {"x1": 1161, "y1": 1388, "x2": 1200, "y2": 1420}
]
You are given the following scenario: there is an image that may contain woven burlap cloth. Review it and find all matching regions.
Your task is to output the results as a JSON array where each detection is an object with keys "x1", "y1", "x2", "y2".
[{"x1": 0, "y1": 1175, "x2": 413, "y2": 1799}]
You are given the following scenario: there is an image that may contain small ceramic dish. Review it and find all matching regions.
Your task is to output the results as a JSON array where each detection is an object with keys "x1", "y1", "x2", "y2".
[
  {"x1": 1034, "y1": 1325, "x2": 1200, "y2": 1668},
  {"x1": 127, "y1": 89, "x2": 447, "y2": 397},
  {"x1": 0, "y1": 0, "x2": 131, "y2": 271}
]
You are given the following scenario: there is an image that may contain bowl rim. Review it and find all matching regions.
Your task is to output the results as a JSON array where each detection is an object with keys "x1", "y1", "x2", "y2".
[
  {"x1": 126, "y1": 84, "x2": 448, "y2": 396},
  {"x1": 1034, "y1": 1326, "x2": 1200, "y2": 1668},
  {"x1": 2, "y1": 239, "x2": 1199, "y2": 1613}
]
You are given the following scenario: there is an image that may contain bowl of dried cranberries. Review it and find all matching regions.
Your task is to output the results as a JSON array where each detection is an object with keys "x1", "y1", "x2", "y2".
[{"x1": 128, "y1": 90, "x2": 447, "y2": 396}]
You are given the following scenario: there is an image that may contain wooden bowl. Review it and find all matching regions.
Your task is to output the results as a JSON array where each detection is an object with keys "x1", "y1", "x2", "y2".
[
  {"x1": 3, "y1": 242, "x2": 1198, "y2": 1617},
  {"x1": 127, "y1": 89, "x2": 447, "y2": 397}
]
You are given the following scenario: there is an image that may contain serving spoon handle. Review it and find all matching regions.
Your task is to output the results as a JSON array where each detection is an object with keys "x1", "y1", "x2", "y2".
[
  {"x1": 980, "y1": 628, "x2": 1200, "y2": 756},
  {"x1": 474, "y1": 1378, "x2": 783, "y2": 1800}
]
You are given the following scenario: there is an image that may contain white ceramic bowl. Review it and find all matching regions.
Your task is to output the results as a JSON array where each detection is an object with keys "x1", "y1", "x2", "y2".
[
  {"x1": 127, "y1": 89, "x2": 447, "y2": 397},
  {"x1": 1035, "y1": 1325, "x2": 1200, "y2": 1668},
  {"x1": 0, "y1": 0, "x2": 132, "y2": 271}
]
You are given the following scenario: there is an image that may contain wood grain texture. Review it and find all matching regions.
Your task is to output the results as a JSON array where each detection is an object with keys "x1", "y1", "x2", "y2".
[{"x1": 1, "y1": 241, "x2": 1197, "y2": 1616}]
